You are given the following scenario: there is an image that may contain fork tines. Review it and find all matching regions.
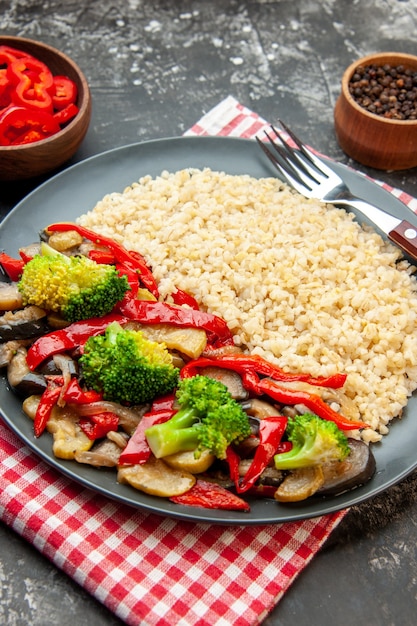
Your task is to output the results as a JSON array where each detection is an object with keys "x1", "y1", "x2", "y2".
[{"x1": 256, "y1": 122, "x2": 326, "y2": 193}]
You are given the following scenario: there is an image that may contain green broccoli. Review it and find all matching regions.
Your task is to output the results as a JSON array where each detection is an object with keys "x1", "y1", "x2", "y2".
[
  {"x1": 18, "y1": 243, "x2": 129, "y2": 322},
  {"x1": 274, "y1": 412, "x2": 350, "y2": 470},
  {"x1": 79, "y1": 321, "x2": 179, "y2": 404},
  {"x1": 145, "y1": 375, "x2": 252, "y2": 460}
]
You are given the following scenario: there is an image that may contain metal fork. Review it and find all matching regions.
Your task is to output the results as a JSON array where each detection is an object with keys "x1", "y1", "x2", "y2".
[{"x1": 256, "y1": 122, "x2": 417, "y2": 263}]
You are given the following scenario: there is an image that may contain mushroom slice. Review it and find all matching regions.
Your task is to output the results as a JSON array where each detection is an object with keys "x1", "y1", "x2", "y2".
[
  {"x1": 22, "y1": 394, "x2": 41, "y2": 420},
  {"x1": 117, "y1": 456, "x2": 196, "y2": 497},
  {"x1": 75, "y1": 438, "x2": 124, "y2": 467},
  {"x1": 0, "y1": 282, "x2": 23, "y2": 311},
  {"x1": 46, "y1": 406, "x2": 93, "y2": 460},
  {"x1": 274, "y1": 466, "x2": 325, "y2": 502},
  {"x1": 198, "y1": 366, "x2": 248, "y2": 401},
  {"x1": 163, "y1": 448, "x2": 215, "y2": 474},
  {"x1": 0, "y1": 339, "x2": 30, "y2": 369},
  {"x1": 7, "y1": 347, "x2": 47, "y2": 396},
  {"x1": 46, "y1": 229, "x2": 83, "y2": 252},
  {"x1": 243, "y1": 398, "x2": 280, "y2": 418},
  {"x1": 124, "y1": 321, "x2": 207, "y2": 359},
  {"x1": 0, "y1": 305, "x2": 48, "y2": 342}
]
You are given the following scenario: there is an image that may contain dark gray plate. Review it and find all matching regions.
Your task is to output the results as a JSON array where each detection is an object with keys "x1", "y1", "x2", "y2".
[{"x1": 1, "y1": 136, "x2": 417, "y2": 525}]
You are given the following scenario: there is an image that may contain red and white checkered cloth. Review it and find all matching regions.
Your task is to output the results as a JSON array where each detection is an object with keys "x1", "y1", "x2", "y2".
[{"x1": 1, "y1": 96, "x2": 415, "y2": 626}]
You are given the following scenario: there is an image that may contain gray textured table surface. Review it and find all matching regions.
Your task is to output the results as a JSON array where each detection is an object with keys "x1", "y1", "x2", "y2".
[{"x1": 1, "y1": 1, "x2": 417, "y2": 625}]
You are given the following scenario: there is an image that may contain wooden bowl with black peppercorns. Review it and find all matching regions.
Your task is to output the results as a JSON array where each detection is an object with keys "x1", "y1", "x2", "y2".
[
  {"x1": 334, "y1": 52, "x2": 417, "y2": 171},
  {"x1": 0, "y1": 36, "x2": 91, "y2": 181}
]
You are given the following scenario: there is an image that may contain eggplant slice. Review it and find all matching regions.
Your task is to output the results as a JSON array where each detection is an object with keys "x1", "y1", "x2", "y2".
[
  {"x1": 0, "y1": 305, "x2": 49, "y2": 342},
  {"x1": 317, "y1": 439, "x2": 376, "y2": 497}
]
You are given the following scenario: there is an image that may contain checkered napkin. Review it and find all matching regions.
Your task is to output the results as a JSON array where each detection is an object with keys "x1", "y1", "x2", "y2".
[{"x1": 1, "y1": 96, "x2": 414, "y2": 626}]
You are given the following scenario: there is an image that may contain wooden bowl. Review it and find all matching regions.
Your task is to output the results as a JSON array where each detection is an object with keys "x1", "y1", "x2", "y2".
[
  {"x1": 334, "y1": 52, "x2": 417, "y2": 170},
  {"x1": 0, "y1": 36, "x2": 91, "y2": 181}
]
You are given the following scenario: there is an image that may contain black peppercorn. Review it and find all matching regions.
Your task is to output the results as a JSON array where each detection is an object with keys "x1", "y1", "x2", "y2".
[{"x1": 348, "y1": 63, "x2": 417, "y2": 120}]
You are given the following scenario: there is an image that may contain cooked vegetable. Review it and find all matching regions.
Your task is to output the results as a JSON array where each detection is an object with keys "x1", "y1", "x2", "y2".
[
  {"x1": 274, "y1": 412, "x2": 350, "y2": 470},
  {"x1": 145, "y1": 375, "x2": 252, "y2": 460},
  {"x1": 170, "y1": 479, "x2": 250, "y2": 511},
  {"x1": 18, "y1": 243, "x2": 129, "y2": 322},
  {"x1": 45, "y1": 405, "x2": 93, "y2": 460},
  {"x1": 7, "y1": 346, "x2": 47, "y2": 396},
  {"x1": 0, "y1": 281, "x2": 23, "y2": 310},
  {"x1": 274, "y1": 466, "x2": 325, "y2": 502},
  {"x1": 117, "y1": 456, "x2": 196, "y2": 497},
  {"x1": 79, "y1": 321, "x2": 179, "y2": 404},
  {"x1": 317, "y1": 439, "x2": 376, "y2": 496},
  {"x1": 0, "y1": 305, "x2": 48, "y2": 342},
  {"x1": 236, "y1": 416, "x2": 288, "y2": 493}
]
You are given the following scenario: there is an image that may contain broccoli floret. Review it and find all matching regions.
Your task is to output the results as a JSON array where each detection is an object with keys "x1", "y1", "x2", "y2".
[
  {"x1": 18, "y1": 243, "x2": 129, "y2": 322},
  {"x1": 145, "y1": 375, "x2": 252, "y2": 460},
  {"x1": 274, "y1": 412, "x2": 350, "y2": 470},
  {"x1": 79, "y1": 321, "x2": 179, "y2": 404}
]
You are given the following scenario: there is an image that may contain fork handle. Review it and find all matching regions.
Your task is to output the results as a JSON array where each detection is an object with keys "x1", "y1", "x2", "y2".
[
  {"x1": 388, "y1": 220, "x2": 417, "y2": 263},
  {"x1": 335, "y1": 197, "x2": 417, "y2": 264}
]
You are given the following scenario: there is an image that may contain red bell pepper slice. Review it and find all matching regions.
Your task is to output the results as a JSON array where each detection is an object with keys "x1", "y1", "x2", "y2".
[
  {"x1": 61, "y1": 378, "x2": 103, "y2": 404},
  {"x1": 0, "y1": 105, "x2": 60, "y2": 146},
  {"x1": 180, "y1": 354, "x2": 347, "y2": 389},
  {"x1": 256, "y1": 378, "x2": 368, "y2": 431},
  {"x1": 119, "y1": 299, "x2": 234, "y2": 349},
  {"x1": 237, "y1": 416, "x2": 288, "y2": 493},
  {"x1": 171, "y1": 288, "x2": 200, "y2": 310},
  {"x1": 26, "y1": 313, "x2": 129, "y2": 371},
  {"x1": 51, "y1": 75, "x2": 77, "y2": 110},
  {"x1": 53, "y1": 102, "x2": 79, "y2": 125},
  {"x1": 226, "y1": 445, "x2": 241, "y2": 485},
  {"x1": 0, "y1": 252, "x2": 26, "y2": 281},
  {"x1": 87, "y1": 249, "x2": 116, "y2": 264},
  {"x1": 118, "y1": 408, "x2": 175, "y2": 465},
  {"x1": 34, "y1": 378, "x2": 63, "y2": 437},
  {"x1": 170, "y1": 480, "x2": 250, "y2": 511},
  {"x1": 8, "y1": 56, "x2": 54, "y2": 112},
  {"x1": 79, "y1": 411, "x2": 119, "y2": 440},
  {"x1": 0, "y1": 45, "x2": 37, "y2": 62}
]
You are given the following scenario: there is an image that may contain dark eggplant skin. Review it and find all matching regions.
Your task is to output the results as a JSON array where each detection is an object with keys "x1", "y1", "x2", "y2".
[
  {"x1": 0, "y1": 306, "x2": 49, "y2": 342},
  {"x1": 7, "y1": 347, "x2": 47, "y2": 397},
  {"x1": 316, "y1": 438, "x2": 376, "y2": 497}
]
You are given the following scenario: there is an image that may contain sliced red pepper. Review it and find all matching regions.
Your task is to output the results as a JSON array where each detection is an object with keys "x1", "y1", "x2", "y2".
[
  {"x1": 237, "y1": 416, "x2": 288, "y2": 493},
  {"x1": 87, "y1": 249, "x2": 116, "y2": 264},
  {"x1": 18, "y1": 249, "x2": 34, "y2": 264},
  {"x1": 256, "y1": 378, "x2": 368, "y2": 431},
  {"x1": 53, "y1": 102, "x2": 79, "y2": 125},
  {"x1": 171, "y1": 288, "x2": 200, "y2": 310},
  {"x1": 62, "y1": 378, "x2": 103, "y2": 404},
  {"x1": 150, "y1": 393, "x2": 176, "y2": 412},
  {"x1": 34, "y1": 378, "x2": 63, "y2": 437},
  {"x1": 0, "y1": 68, "x2": 10, "y2": 104},
  {"x1": 47, "y1": 223, "x2": 160, "y2": 298},
  {"x1": 79, "y1": 411, "x2": 119, "y2": 440},
  {"x1": 0, "y1": 85, "x2": 13, "y2": 111},
  {"x1": 170, "y1": 479, "x2": 250, "y2": 511},
  {"x1": 118, "y1": 409, "x2": 175, "y2": 465},
  {"x1": 0, "y1": 252, "x2": 26, "y2": 281},
  {"x1": 8, "y1": 56, "x2": 54, "y2": 112},
  {"x1": 26, "y1": 313, "x2": 128, "y2": 370},
  {"x1": 51, "y1": 75, "x2": 77, "y2": 110},
  {"x1": 226, "y1": 445, "x2": 241, "y2": 486},
  {"x1": 119, "y1": 299, "x2": 234, "y2": 349},
  {"x1": 0, "y1": 45, "x2": 37, "y2": 62},
  {"x1": 180, "y1": 354, "x2": 346, "y2": 389},
  {"x1": 0, "y1": 105, "x2": 60, "y2": 146}
]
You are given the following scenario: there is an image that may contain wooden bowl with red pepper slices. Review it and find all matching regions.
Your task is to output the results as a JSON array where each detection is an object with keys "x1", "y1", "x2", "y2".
[{"x1": 0, "y1": 36, "x2": 91, "y2": 181}]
